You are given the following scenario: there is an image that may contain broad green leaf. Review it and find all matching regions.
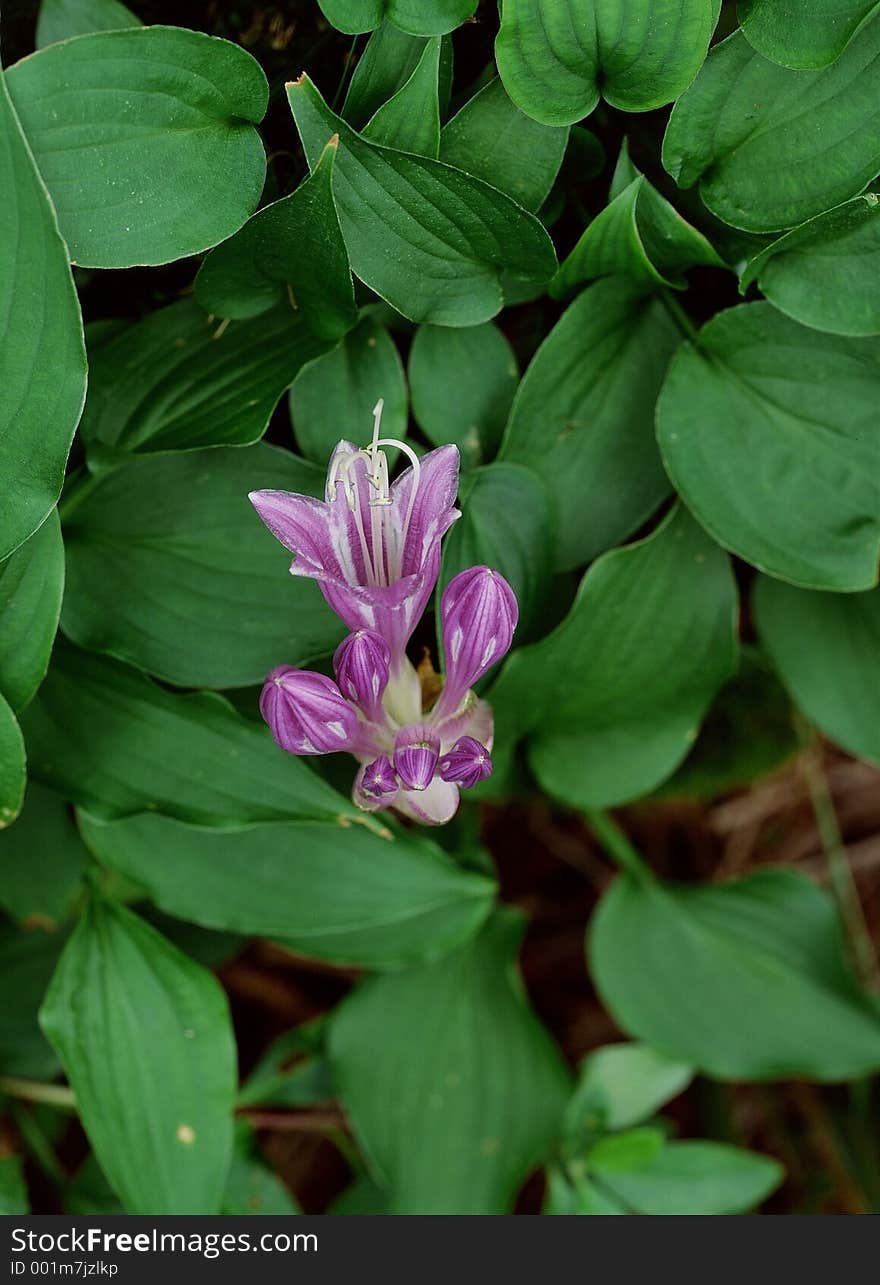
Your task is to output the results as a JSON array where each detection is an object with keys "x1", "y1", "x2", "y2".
[
  {"x1": 740, "y1": 194, "x2": 880, "y2": 337},
  {"x1": 663, "y1": 26, "x2": 880, "y2": 233},
  {"x1": 501, "y1": 278, "x2": 679, "y2": 570},
  {"x1": 195, "y1": 140, "x2": 356, "y2": 333},
  {"x1": 7, "y1": 28, "x2": 267, "y2": 267},
  {"x1": 522, "y1": 506, "x2": 738, "y2": 808},
  {"x1": 590, "y1": 867, "x2": 880, "y2": 1079},
  {"x1": 362, "y1": 37, "x2": 440, "y2": 156},
  {"x1": 408, "y1": 322, "x2": 518, "y2": 467},
  {"x1": 565, "y1": 1043, "x2": 694, "y2": 1139},
  {"x1": 439, "y1": 77, "x2": 568, "y2": 212},
  {"x1": 77, "y1": 299, "x2": 331, "y2": 458},
  {"x1": 0, "y1": 923, "x2": 66, "y2": 1078},
  {"x1": 36, "y1": 0, "x2": 140, "y2": 46},
  {"x1": 495, "y1": 0, "x2": 720, "y2": 126},
  {"x1": 342, "y1": 23, "x2": 447, "y2": 128},
  {"x1": 738, "y1": 0, "x2": 879, "y2": 68},
  {"x1": 319, "y1": 0, "x2": 476, "y2": 35},
  {"x1": 595, "y1": 1140, "x2": 783, "y2": 1214},
  {"x1": 290, "y1": 314, "x2": 407, "y2": 464},
  {"x1": 754, "y1": 578, "x2": 880, "y2": 765},
  {"x1": 656, "y1": 302, "x2": 880, "y2": 591},
  {"x1": 0, "y1": 72, "x2": 86, "y2": 562},
  {"x1": 0, "y1": 1155, "x2": 28, "y2": 1215},
  {"x1": 61, "y1": 445, "x2": 344, "y2": 689},
  {"x1": 0, "y1": 511, "x2": 63, "y2": 713},
  {"x1": 329, "y1": 909, "x2": 571, "y2": 1213},
  {"x1": 0, "y1": 695, "x2": 25, "y2": 830},
  {"x1": 552, "y1": 142, "x2": 722, "y2": 297},
  {"x1": 77, "y1": 811, "x2": 495, "y2": 970},
  {"x1": 438, "y1": 464, "x2": 554, "y2": 639},
  {"x1": 0, "y1": 783, "x2": 87, "y2": 926},
  {"x1": 222, "y1": 1122, "x2": 299, "y2": 1215},
  {"x1": 288, "y1": 74, "x2": 557, "y2": 325},
  {"x1": 40, "y1": 897, "x2": 236, "y2": 1213},
  {"x1": 21, "y1": 643, "x2": 354, "y2": 826}
]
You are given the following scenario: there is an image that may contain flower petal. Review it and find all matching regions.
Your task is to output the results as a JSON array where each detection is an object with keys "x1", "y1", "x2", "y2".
[{"x1": 394, "y1": 775, "x2": 460, "y2": 826}]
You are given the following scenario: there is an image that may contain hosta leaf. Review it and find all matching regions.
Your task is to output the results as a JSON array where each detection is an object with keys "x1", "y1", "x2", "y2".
[
  {"x1": 738, "y1": 0, "x2": 880, "y2": 68},
  {"x1": 0, "y1": 511, "x2": 64, "y2": 712},
  {"x1": 319, "y1": 0, "x2": 476, "y2": 36},
  {"x1": 287, "y1": 74, "x2": 556, "y2": 325},
  {"x1": 754, "y1": 578, "x2": 880, "y2": 765},
  {"x1": 289, "y1": 313, "x2": 407, "y2": 464},
  {"x1": 740, "y1": 194, "x2": 880, "y2": 337},
  {"x1": 408, "y1": 322, "x2": 518, "y2": 468},
  {"x1": 590, "y1": 867, "x2": 880, "y2": 1079},
  {"x1": 78, "y1": 811, "x2": 495, "y2": 969},
  {"x1": 495, "y1": 0, "x2": 720, "y2": 126},
  {"x1": 77, "y1": 300, "x2": 331, "y2": 457},
  {"x1": 0, "y1": 72, "x2": 86, "y2": 562},
  {"x1": 656, "y1": 303, "x2": 880, "y2": 591},
  {"x1": 362, "y1": 37, "x2": 440, "y2": 156},
  {"x1": 0, "y1": 695, "x2": 25, "y2": 830},
  {"x1": 565, "y1": 1043, "x2": 694, "y2": 1139},
  {"x1": 342, "y1": 23, "x2": 451, "y2": 128},
  {"x1": 21, "y1": 643, "x2": 353, "y2": 826},
  {"x1": 663, "y1": 25, "x2": 880, "y2": 233},
  {"x1": 501, "y1": 278, "x2": 679, "y2": 570},
  {"x1": 0, "y1": 923, "x2": 66, "y2": 1078},
  {"x1": 329, "y1": 909, "x2": 571, "y2": 1213},
  {"x1": 40, "y1": 897, "x2": 236, "y2": 1213},
  {"x1": 594, "y1": 1140, "x2": 783, "y2": 1214},
  {"x1": 61, "y1": 445, "x2": 343, "y2": 689},
  {"x1": 0, "y1": 782, "x2": 88, "y2": 926},
  {"x1": 195, "y1": 140, "x2": 357, "y2": 333},
  {"x1": 36, "y1": 0, "x2": 140, "y2": 47},
  {"x1": 439, "y1": 77, "x2": 568, "y2": 212},
  {"x1": 7, "y1": 28, "x2": 267, "y2": 267}
]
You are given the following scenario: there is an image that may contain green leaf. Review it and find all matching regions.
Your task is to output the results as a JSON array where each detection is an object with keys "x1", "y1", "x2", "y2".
[
  {"x1": 595, "y1": 1140, "x2": 783, "y2": 1214},
  {"x1": 77, "y1": 811, "x2": 495, "y2": 970},
  {"x1": 754, "y1": 578, "x2": 880, "y2": 765},
  {"x1": 21, "y1": 643, "x2": 354, "y2": 826},
  {"x1": 290, "y1": 314, "x2": 407, "y2": 464},
  {"x1": 287, "y1": 74, "x2": 557, "y2": 325},
  {"x1": 238, "y1": 1022, "x2": 333, "y2": 1109},
  {"x1": 61, "y1": 444, "x2": 343, "y2": 689},
  {"x1": 544, "y1": 1167, "x2": 626, "y2": 1214},
  {"x1": 0, "y1": 1155, "x2": 28, "y2": 1215},
  {"x1": 501, "y1": 278, "x2": 679, "y2": 570},
  {"x1": 7, "y1": 28, "x2": 267, "y2": 268},
  {"x1": 0, "y1": 924, "x2": 66, "y2": 1079},
  {"x1": 439, "y1": 77, "x2": 568, "y2": 212},
  {"x1": 319, "y1": 0, "x2": 476, "y2": 36},
  {"x1": 362, "y1": 37, "x2": 440, "y2": 156},
  {"x1": 740, "y1": 194, "x2": 880, "y2": 338},
  {"x1": 36, "y1": 0, "x2": 140, "y2": 46},
  {"x1": 656, "y1": 302, "x2": 880, "y2": 592},
  {"x1": 663, "y1": 25, "x2": 880, "y2": 233},
  {"x1": 0, "y1": 72, "x2": 86, "y2": 562},
  {"x1": 77, "y1": 299, "x2": 332, "y2": 458},
  {"x1": 586, "y1": 1127, "x2": 665, "y2": 1173},
  {"x1": 0, "y1": 783, "x2": 87, "y2": 926},
  {"x1": 590, "y1": 867, "x2": 880, "y2": 1080},
  {"x1": 329, "y1": 909, "x2": 570, "y2": 1213},
  {"x1": 330, "y1": 1176, "x2": 389, "y2": 1214},
  {"x1": 342, "y1": 23, "x2": 444, "y2": 128},
  {"x1": 738, "y1": 0, "x2": 879, "y2": 68},
  {"x1": 565, "y1": 1043, "x2": 694, "y2": 1138},
  {"x1": 522, "y1": 506, "x2": 738, "y2": 808},
  {"x1": 438, "y1": 464, "x2": 554, "y2": 639},
  {"x1": 552, "y1": 142, "x2": 723, "y2": 298},
  {"x1": 64, "y1": 1155, "x2": 123, "y2": 1216},
  {"x1": 409, "y1": 322, "x2": 518, "y2": 468},
  {"x1": 195, "y1": 140, "x2": 356, "y2": 332},
  {"x1": 0, "y1": 511, "x2": 64, "y2": 713},
  {"x1": 222, "y1": 1122, "x2": 299, "y2": 1214},
  {"x1": 40, "y1": 897, "x2": 236, "y2": 1214},
  {"x1": 0, "y1": 694, "x2": 25, "y2": 831},
  {"x1": 495, "y1": 0, "x2": 720, "y2": 126}
]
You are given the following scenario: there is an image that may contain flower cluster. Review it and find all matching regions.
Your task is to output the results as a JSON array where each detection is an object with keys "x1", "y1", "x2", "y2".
[{"x1": 250, "y1": 402, "x2": 518, "y2": 824}]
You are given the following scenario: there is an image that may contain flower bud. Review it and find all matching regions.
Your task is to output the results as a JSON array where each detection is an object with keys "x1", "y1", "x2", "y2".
[
  {"x1": 260, "y1": 666, "x2": 359, "y2": 755},
  {"x1": 359, "y1": 755, "x2": 399, "y2": 799},
  {"x1": 393, "y1": 723, "x2": 440, "y2": 792},
  {"x1": 439, "y1": 737, "x2": 492, "y2": 789},
  {"x1": 436, "y1": 566, "x2": 518, "y2": 716},
  {"x1": 333, "y1": 629, "x2": 391, "y2": 717}
]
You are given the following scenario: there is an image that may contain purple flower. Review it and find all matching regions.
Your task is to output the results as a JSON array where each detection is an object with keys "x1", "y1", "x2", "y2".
[
  {"x1": 334, "y1": 629, "x2": 390, "y2": 720},
  {"x1": 260, "y1": 667, "x2": 362, "y2": 756},
  {"x1": 439, "y1": 737, "x2": 493, "y2": 789},
  {"x1": 434, "y1": 566, "x2": 519, "y2": 719},
  {"x1": 393, "y1": 724, "x2": 440, "y2": 792}
]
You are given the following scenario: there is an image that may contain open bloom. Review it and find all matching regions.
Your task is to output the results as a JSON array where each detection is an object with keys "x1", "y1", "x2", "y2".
[{"x1": 250, "y1": 402, "x2": 518, "y2": 825}]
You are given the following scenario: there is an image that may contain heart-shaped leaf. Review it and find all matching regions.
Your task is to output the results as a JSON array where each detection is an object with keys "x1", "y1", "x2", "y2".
[{"x1": 319, "y1": 0, "x2": 476, "y2": 36}]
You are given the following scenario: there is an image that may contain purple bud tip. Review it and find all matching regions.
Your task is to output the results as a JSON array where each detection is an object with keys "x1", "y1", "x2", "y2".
[
  {"x1": 259, "y1": 666, "x2": 359, "y2": 756},
  {"x1": 333, "y1": 629, "x2": 391, "y2": 714},
  {"x1": 439, "y1": 736, "x2": 492, "y2": 789},
  {"x1": 436, "y1": 565, "x2": 519, "y2": 717},
  {"x1": 393, "y1": 723, "x2": 440, "y2": 792},
  {"x1": 360, "y1": 754, "x2": 398, "y2": 799}
]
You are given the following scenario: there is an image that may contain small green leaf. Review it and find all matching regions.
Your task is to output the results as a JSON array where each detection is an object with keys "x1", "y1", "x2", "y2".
[
  {"x1": 587, "y1": 1127, "x2": 666, "y2": 1173},
  {"x1": 238, "y1": 1023, "x2": 332, "y2": 1109},
  {"x1": 7, "y1": 28, "x2": 268, "y2": 267},
  {"x1": 329, "y1": 909, "x2": 571, "y2": 1213},
  {"x1": 590, "y1": 867, "x2": 880, "y2": 1080},
  {"x1": 0, "y1": 694, "x2": 25, "y2": 831},
  {"x1": 566, "y1": 1043, "x2": 694, "y2": 1138},
  {"x1": 0, "y1": 783, "x2": 88, "y2": 926},
  {"x1": 0, "y1": 511, "x2": 64, "y2": 714},
  {"x1": 342, "y1": 23, "x2": 446, "y2": 128},
  {"x1": 36, "y1": 0, "x2": 140, "y2": 46},
  {"x1": 40, "y1": 898, "x2": 237, "y2": 1214},
  {"x1": 0, "y1": 924, "x2": 66, "y2": 1079},
  {"x1": 738, "y1": 0, "x2": 879, "y2": 68},
  {"x1": 754, "y1": 578, "x2": 880, "y2": 765},
  {"x1": 362, "y1": 37, "x2": 440, "y2": 156},
  {"x1": 544, "y1": 1167, "x2": 626, "y2": 1214},
  {"x1": 600, "y1": 1140, "x2": 782, "y2": 1214},
  {"x1": 319, "y1": 0, "x2": 476, "y2": 36},
  {"x1": 222, "y1": 1122, "x2": 299, "y2": 1215},
  {"x1": 656, "y1": 302, "x2": 880, "y2": 591},
  {"x1": 0, "y1": 1155, "x2": 28, "y2": 1214}
]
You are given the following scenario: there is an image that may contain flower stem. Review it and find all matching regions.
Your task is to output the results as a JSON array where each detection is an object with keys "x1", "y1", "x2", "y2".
[
  {"x1": 582, "y1": 808, "x2": 653, "y2": 882},
  {"x1": 0, "y1": 1076, "x2": 77, "y2": 1110}
]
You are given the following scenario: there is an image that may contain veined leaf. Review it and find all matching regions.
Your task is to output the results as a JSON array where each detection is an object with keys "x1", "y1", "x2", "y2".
[
  {"x1": 0, "y1": 782, "x2": 88, "y2": 927},
  {"x1": 36, "y1": 0, "x2": 140, "y2": 47},
  {"x1": 362, "y1": 37, "x2": 440, "y2": 156},
  {"x1": 0, "y1": 511, "x2": 64, "y2": 713},
  {"x1": 738, "y1": 0, "x2": 880, "y2": 68},
  {"x1": 319, "y1": 0, "x2": 476, "y2": 36}
]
